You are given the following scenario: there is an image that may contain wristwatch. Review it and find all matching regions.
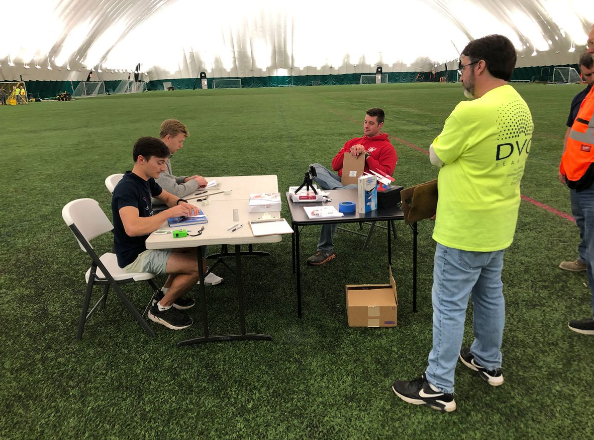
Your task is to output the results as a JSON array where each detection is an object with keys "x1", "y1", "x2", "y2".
[{"x1": 176, "y1": 198, "x2": 187, "y2": 205}]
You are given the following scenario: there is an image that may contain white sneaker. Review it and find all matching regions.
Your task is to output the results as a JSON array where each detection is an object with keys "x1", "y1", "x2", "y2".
[{"x1": 197, "y1": 271, "x2": 223, "y2": 286}]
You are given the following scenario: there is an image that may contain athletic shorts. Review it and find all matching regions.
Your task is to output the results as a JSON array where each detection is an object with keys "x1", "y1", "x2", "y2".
[{"x1": 123, "y1": 249, "x2": 172, "y2": 275}]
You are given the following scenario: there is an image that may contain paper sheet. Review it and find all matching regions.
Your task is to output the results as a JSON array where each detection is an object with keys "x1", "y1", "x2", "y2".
[{"x1": 249, "y1": 219, "x2": 294, "y2": 236}]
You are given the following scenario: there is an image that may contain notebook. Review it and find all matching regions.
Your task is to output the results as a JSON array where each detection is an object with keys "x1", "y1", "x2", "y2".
[
  {"x1": 248, "y1": 218, "x2": 294, "y2": 236},
  {"x1": 167, "y1": 210, "x2": 208, "y2": 227}
]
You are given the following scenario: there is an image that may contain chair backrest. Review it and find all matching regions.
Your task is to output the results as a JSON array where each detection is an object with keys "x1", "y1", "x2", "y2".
[
  {"x1": 105, "y1": 173, "x2": 124, "y2": 194},
  {"x1": 62, "y1": 198, "x2": 114, "y2": 252}
]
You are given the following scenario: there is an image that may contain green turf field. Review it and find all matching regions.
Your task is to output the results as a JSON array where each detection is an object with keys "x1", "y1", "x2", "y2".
[{"x1": 1, "y1": 83, "x2": 592, "y2": 439}]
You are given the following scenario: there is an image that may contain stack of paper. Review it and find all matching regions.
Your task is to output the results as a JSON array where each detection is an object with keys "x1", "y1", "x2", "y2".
[
  {"x1": 249, "y1": 219, "x2": 294, "y2": 236},
  {"x1": 303, "y1": 206, "x2": 344, "y2": 219},
  {"x1": 248, "y1": 193, "x2": 282, "y2": 212}
]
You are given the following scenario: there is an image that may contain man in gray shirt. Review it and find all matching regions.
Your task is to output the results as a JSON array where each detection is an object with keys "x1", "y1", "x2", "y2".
[
  {"x1": 152, "y1": 119, "x2": 207, "y2": 206},
  {"x1": 153, "y1": 119, "x2": 222, "y2": 286}
]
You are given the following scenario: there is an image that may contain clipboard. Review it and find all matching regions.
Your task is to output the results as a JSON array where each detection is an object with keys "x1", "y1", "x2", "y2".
[
  {"x1": 401, "y1": 179, "x2": 438, "y2": 225},
  {"x1": 341, "y1": 153, "x2": 365, "y2": 185},
  {"x1": 248, "y1": 218, "x2": 294, "y2": 236}
]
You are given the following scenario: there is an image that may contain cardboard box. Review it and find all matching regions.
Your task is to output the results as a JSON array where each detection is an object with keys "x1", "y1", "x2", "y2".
[
  {"x1": 341, "y1": 153, "x2": 365, "y2": 185},
  {"x1": 346, "y1": 268, "x2": 397, "y2": 327},
  {"x1": 357, "y1": 175, "x2": 377, "y2": 213}
]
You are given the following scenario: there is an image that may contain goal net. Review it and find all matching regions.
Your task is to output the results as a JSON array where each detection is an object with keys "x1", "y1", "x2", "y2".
[
  {"x1": 113, "y1": 80, "x2": 147, "y2": 94},
  {"x1": 551, "y1": 67, "x2": 581, "y2": 84},
  {"x1": 213, "y1": 79, "x2": 242, "y2": 89},
  {"x1": 73, "y1": 81, "x2": 106, "y2": 98},
  {"x1": 360, "y1": 74, "x2": 388, "y2": 84}
]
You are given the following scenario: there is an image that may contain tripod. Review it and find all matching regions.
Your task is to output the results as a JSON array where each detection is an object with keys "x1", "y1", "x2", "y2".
[{"x1": 295, "y1": 170, "x2": 317, "y2": 194}]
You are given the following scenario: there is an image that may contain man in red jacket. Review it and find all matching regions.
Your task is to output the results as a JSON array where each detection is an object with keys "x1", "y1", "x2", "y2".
[{"x1": 307, "y1": 108, "x2": 398, "y2": 265}]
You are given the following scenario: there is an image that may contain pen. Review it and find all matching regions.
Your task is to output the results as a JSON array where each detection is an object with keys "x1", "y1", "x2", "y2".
[
  {"x1": 227, "y1": 223, "x2": 240, "y2": 231},
  {"x1": 231, "y1": 224, "x2": 243, "y2": 233}
]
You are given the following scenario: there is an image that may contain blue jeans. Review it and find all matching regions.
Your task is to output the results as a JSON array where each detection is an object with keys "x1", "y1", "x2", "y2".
[
  {"x1": 570, "y1": 189, "x2": 589, "y2": 265},
  {"x1": 570, "y1": 186, "x2": 594, "y2": 313},
  {"x1": 311, "y1": 163, "x2": 357, "y2": 252},
  {"x1": 425, "y1": 243, "x2": 506, "y2": 394}
]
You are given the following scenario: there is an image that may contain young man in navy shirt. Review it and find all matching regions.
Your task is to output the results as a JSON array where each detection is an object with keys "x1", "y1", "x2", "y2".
[{"x1": 112, "y1": 136, "x2": 206, "y2": 330}]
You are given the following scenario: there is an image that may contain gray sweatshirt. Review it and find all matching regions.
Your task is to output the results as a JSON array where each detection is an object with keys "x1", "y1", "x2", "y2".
[{"x1": 152, "y1": 159, "x2": 199, "y2": 206}]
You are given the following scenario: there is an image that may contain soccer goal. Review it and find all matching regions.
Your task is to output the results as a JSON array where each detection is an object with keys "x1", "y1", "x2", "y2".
[
  {"x1": 73, "y1": 81, "x2": 106, "y2": 98},
  {"x1": 113, "y1": 80, "x2": 147, "y2": 94},
  {"x1": 551, "y1": 67, "x2": 581, "y2": 84},
  {"x1": 213, "y1": 78, "x2": 242, "y2": 89},
  {"x1": 360, "y1": 74, "x2": 388, "y2": 85}
]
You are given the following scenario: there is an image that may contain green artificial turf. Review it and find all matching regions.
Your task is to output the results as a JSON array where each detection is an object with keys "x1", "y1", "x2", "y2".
[{"x1": 1, "y1": 83, "x2": 593, "y2": 439}]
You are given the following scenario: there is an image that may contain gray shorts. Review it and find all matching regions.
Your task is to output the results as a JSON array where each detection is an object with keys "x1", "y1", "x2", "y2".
[{"x1": 124, "y1": 249, "x2": 172, "y2": 275}]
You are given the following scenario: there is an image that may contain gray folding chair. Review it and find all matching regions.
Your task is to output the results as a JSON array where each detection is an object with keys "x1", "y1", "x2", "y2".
[
  {"x1": 62, "y1": 198, "x2": 159, "y2": 339},
  {"x1": 105, "y1": 173, "x2": 124, "y2": 194}
]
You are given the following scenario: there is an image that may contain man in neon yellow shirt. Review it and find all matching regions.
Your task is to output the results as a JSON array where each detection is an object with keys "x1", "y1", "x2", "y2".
[{"x1": 392, "y1": 34, "x2": 534, "y2": 412}]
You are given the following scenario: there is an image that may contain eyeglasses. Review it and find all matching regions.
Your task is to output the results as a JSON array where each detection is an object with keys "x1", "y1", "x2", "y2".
[{"x1": 457, "y1": 60, "x2": 479, "y2": 76}]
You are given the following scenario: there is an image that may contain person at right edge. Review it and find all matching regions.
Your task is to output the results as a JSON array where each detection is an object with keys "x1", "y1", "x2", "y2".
[
  {"x1": 392, "y1": 34, "x2": 534, "y2": 412},
  {"x1": 559, "y1": 49, "x2": 594, "y2": 273},
  {"x1": 559, "y1": 25, "x2": 594, "y2": 336}
]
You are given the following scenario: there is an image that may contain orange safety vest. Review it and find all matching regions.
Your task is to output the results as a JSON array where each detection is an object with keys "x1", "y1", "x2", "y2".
[{"x1": 560, "y1": 86, "x2": 594, "y2": 190}]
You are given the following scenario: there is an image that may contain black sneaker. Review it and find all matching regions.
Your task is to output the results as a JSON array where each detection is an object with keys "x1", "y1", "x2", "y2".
[
  {"x1": 459, "y1": 347, "x2": 504, "y2": 386},
  {"x1": 306, "y1": 250, "x2": 336, "y2": 266},
  {"x1": 147, "y1": 302, "x2": 193, "y2": 330},
  {"x1": 392, "y1": 373, "x2": 456, "y2": 413},
  {"x1": 156, "y1": 290, "x2": 195, "y2": 310},
  {"x1": 568, "y1": 317, "x2": 594, "y2": 335}
]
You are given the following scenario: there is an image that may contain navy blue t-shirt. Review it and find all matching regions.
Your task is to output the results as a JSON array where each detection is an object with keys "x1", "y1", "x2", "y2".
[
  {"x1": 567, "y1": 84, "x2": 593, "y2": 127},
  {"x1": 112, "y1": 171, "x2": 163, "y2": 267}
]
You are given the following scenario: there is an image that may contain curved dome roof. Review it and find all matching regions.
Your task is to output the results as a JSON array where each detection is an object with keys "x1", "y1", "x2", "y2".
[{"x1": 1, "y1": 0, "x2": 592, "y2": 81}]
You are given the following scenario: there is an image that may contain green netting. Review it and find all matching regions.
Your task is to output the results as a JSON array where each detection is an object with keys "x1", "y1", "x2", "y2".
[
  {"x1": 21, "y1": 80, "x2": 124, "y2": 99},
  {"x1": 147, "y1": 72, "x2": 435, "y2": 90},
  {"x1": 511, "y1": 64, "x2": 579, "y2": 82},
  {"x1": 20, "y1": 62, "x2": 583, "y2": 99}
]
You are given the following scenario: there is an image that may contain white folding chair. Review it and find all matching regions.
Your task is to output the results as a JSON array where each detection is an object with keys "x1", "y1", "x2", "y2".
[
  {"x1": 105, "y1": 173, "x2": 124, "y2": 194},
  {"x1": 62, "y1": 198, "x2": 159, "y2": 339}
]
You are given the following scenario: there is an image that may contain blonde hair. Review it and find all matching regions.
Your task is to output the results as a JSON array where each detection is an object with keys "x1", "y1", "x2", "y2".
[{"x1": 159, "y1": 119, "x2": 189, "y2": 139}]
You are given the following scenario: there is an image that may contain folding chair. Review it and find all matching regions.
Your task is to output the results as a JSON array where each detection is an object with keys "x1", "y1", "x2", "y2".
[
  {"x1": 62, "y1": 198, "x2": 160, "y2": 339},
  {"x1": 105, "y1": 173, "x2": 124, "y2": 194}
]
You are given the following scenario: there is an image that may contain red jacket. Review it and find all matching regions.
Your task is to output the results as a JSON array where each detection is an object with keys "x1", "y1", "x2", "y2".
[{"x1": 331, "y1": 133, "x2": 397, "y2": 177}]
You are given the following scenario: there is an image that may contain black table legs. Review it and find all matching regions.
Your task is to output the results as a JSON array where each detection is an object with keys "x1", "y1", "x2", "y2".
[{"x1": 177, "y1": 245, "x2": 273, "y2": 346}]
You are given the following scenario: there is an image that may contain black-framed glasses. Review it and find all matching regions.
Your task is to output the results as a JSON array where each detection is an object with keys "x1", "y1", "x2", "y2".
[{"x1": 457, "y1": 60, "x2": 479, "y2": 76}]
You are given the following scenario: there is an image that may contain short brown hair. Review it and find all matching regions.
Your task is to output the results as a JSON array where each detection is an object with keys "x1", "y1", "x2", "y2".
[
  {"x1": 159, "y1": 119, "x2": 189, "y2": 139},
  {"x1": 133, "y1": 137, "x2": 170, "y2": 162},
  {"x1": 579, "y1": 52, "x2": 594, "y2": 70},
  {"x1": 462, "y1": 34, "x2": 516, "y2": 81},
  {"x1": 366, "y1": 108, "x2": 385, "y2": 124}
]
